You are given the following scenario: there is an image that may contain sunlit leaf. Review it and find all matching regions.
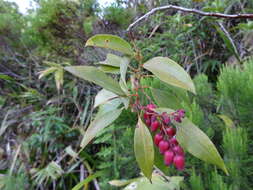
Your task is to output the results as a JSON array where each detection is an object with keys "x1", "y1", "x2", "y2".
[
  {"x1": 218, "y1": 114, "x2": 234, "y2": 128},
  {"x1": 99, "y1": 53, "x2": 122, "y2": 67},
  {"x1": 109, "y1": 178, "x2": 140, "y2": 187},
  {"x1": 156, "y1": 108, "x2": 228, "y2": 175},
  {"x1": 99, "y1": 65, "x2": 120, "y2": 74},
  {"x1": 81, "y1": 108, "x2": 122, "y2": 148},
  {"x1": 65, "y1": 66, "x2": 125, "y2": 96},
  {"x1": 85, "y1": 34, "x2": 134, "y2": 56},
  {"x1": 38, "y1": 67, "x2": 57, "y2": 79},
  {"x1": 143, "y1": 57, "x2": 196, "y2": 94},
  {"x1": 120, "y1": 57, "x2": 130, "y2": 93},
  {"x1": 123, "y1": 174, "x2": 183, "y2": 190},
  {"x1": 134, "y1": 118, "x2": 154, "y2": 180},
  {"x1": 54, "y1": 68, "x2": 64, "y2": 90},
  {"x1": 94, "y1": 89, "x2": 118, "y2": 108}
]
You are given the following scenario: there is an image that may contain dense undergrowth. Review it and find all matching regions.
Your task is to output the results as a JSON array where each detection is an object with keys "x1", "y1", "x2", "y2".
[{"x1": 0, "y1": 0, "x2": 253, "y2": 189}]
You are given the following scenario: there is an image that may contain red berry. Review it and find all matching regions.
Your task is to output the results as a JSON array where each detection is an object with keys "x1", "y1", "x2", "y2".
[
  {"x1": 151, "y1": 115, "x2": 157, "y2": 123},
  {"x1": 164, "y1": 150, "x2": 174, "y2": 166},
  {"x1": 154, "y1": 133, "x2": 163, "y2": 146},
  {"x1": 143, "y1": 112, "x2": 149, "y2": 120},
  {"x1": 166, "y1": 127, "x2": 176, "y2": 137},
  {"x1": 159, "y1": 140, "x2": 169, "y2": 154},
  {"x1": 173, "y1": 145, "x2": 184, "y2": 156},
  {"x1": 174, "y1": 115, "x2": 182, "y2": 123},
  {"x1": 169, "y1": 137, "x2": 178, "y2": 146},
  {"x1": 177, "y1": 109, "x2": 185, "y2": 118},
  {"x1": 162, "y1": 112, "x2": 171, "y2": 124},
  {"x1": 173, "y1": 155, "x2": 185, "y2": 170},
  {"x1": 145, "y1": 118, "x2": 151, "y2": 126},
  {"x1": 151, "y1": 121, "x2": 160, "y2": 132},
  {"x1": 146, "y1": 104, "x2": 156, "y2": 111}
]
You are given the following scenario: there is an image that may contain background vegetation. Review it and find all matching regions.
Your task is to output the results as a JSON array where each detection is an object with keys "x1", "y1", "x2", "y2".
[{"x1": 0, "y1": 0, "x2": 253, "y2": 189}]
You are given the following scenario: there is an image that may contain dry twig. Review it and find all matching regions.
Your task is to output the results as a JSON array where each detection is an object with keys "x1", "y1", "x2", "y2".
[{"x1": 127, "y1": 4, "x2": 253, "y2": 32}]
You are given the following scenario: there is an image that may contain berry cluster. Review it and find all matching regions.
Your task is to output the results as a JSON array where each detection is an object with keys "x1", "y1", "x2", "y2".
[{"x1": 143, "y1": 104, "x2": 186, "y2": 171}]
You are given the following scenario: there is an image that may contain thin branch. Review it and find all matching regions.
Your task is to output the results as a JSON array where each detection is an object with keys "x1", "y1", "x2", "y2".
[
  {"x1": 127, "y1": 4, "x2": 253, "y2": 32},
  {"x1": 217, "y1": 21, "x2": 240, "y2": 59}
]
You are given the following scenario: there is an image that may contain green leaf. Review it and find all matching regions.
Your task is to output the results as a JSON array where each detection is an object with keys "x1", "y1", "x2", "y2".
[
  {"x1": 218, "y1": 114, "x2": 234, "y2": 128},
  {"x1": 99, "y1": 53, "x2": 122, "y2": 67},
  {"x1": 156, "y1": 108, "x2": 228, "y2": 175},
  {"x1": 81, "y1": 108, "x2": 122, "y2": 148},
  {"x1": 85, "y1": 34, "x2": 134, "y2": 56},
  {"x1": 72, "y1": 171, "x2": 103, "y2": 190},
  {"x1": 94, "y1": 89, "x2": 118, "y2": 108},
  {"x1": 143, "y1": 57, "x2": 196, "y2": 94},
  {"x1": 54, "y1": 68, "x2": 64, "y2": 90},
  {"x1": 98, "y1": 65, "x2": 120, "y2": 74},
  {"x1": 120, "y1": 57, "x2": 130, "y2": 93},
  {"x1": 134, "y1": 118, "x2": 154, "y2": 180},
  {"x1": 151, "y1": 88, "x2": 182, "y2": 110},
  {"x1": 39, "y1": 67, "x2": 57, "y2": 79},
  {"x1": 65, "y1": 66, "x2": 125, "y2": 96},
  {"x1": 123, "y1": 174, "x2": 183, "y2": 190}
]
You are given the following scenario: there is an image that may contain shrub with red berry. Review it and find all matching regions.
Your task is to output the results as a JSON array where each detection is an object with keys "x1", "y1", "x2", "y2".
[
  {"x1": 66, "y1": 34, "x2": 228, "y2": 181},
  {"x1": 143, "y1": 104, "x2": 186, "y2": 170}
]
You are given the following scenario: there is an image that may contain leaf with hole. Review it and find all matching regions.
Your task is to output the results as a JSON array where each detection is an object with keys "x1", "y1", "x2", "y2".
[
  {"x1": 85, "y1": 34, "x2": 134, "y2": 56},
  {"x1": 143, "y1": 57, "x2": 196, "y2": 94},
  {"x1": 65, "y1": 66, "x2": 125, "y2": 96},
  {"x1": 134, "y1": 118, "x2": 154, "y2": 180}
]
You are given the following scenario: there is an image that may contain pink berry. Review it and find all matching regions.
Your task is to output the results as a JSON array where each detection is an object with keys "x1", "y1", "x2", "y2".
[
  {"x1": 159, "y1": 140, "x2": 169, "y2": 154},
  {"x1": 166, "y1": 127, "x2": 176, "y2": 137},
  {"x1": 145, "y1": 118, "x2": 151, "y2": 126},
  {"x1": 162, "y1": 112, "x2": 171, "y2": 124},
  {"x1": 173, "y1": 145, "x2": 184, "y2": 156},
  {"x1": 173, "y1": 155, "x2": 185, "y2": 170},
  {"x1": 177, "y1": 109, "x2": 185, "y2": 118},
  {"x1": 164, "y1": 150, "x2": 174, "y2": 166},
  {"x1": 174, "y1": 115, "x2": 182, "y2": 123},
  {"x1": 154, "y1": 133, "x2": 163, "y2": 146},
  {"x1": 151, "y1": 121, "x2": 160, "y2": 132},
  {"x1": 151, "y1": 115, "x2": 157, "y2": 123},
  {"x1": 169, "y1": 137, "x2": 178, "y2": 146},
  {"x1": 143, "y1": 112, "x2": 149, "y2": 120},
  {"x1": 146, "y1": 104, "x2": 156, "y2": 111}
]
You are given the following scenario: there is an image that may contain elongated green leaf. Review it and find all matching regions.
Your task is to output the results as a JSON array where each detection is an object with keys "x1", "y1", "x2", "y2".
[
  {"x1": 156, "y1": 108, "x2": 228, "y2": 175},
  {"x1": 99, "y1": 53, "x2": 122, "y2": 67},
  {"x1": 120, "y1": 57, "x2": 129, "y2": 93},
  {"x1": 85, "y1": 34, "x2": 134, "y2": 56},
  {"x1": 99, "y1": 65, "x2": 120, "y2": 74},
  {"x1": 65, "y1": 66, "x2": 125, "y2": 96},
  {"x1": 39, "y1": 67, "x2": 57, "y2": 79},
  {"x1": 81, "y1": 108, "x2": 122, "y2": 148},
  {"x1": 218, "y1": 114, "x2": 234, "y2": 128},
  {"x1": 94, "y1": 89, "x2": 118, "y2": 108},
  {"x1": 72, "y1": 171, "x2": 103, "y2": 190},
  {"x1": 143, "y1": 57, "x2": 196, "y2": 94},
  {"x1": 151, "y1": 88, "x2": 181, "y2": 110},
  {"x1": 134, "y1": 118, "x2": 154, "y2": 180},
  {"x1": 54, "y1": 68, "x2": 64, "y2": 90},
  {"x1": 123, "y1": 174, "x2": 183, "y2": 190}
]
